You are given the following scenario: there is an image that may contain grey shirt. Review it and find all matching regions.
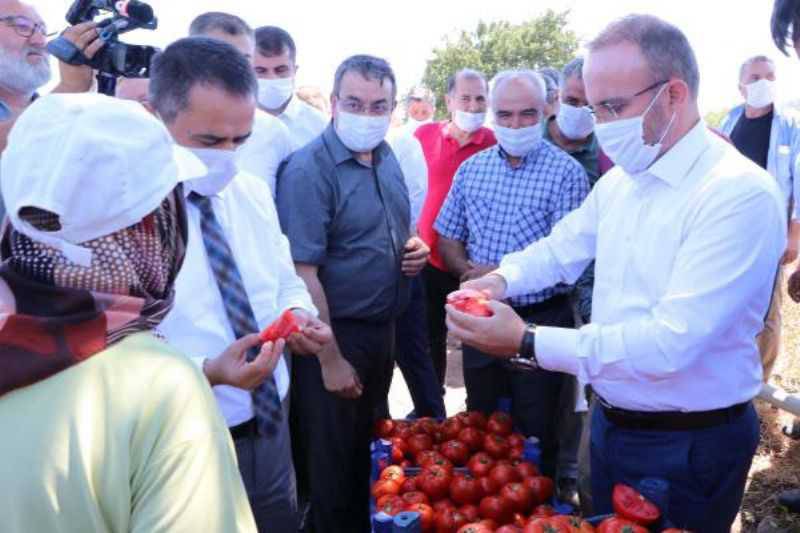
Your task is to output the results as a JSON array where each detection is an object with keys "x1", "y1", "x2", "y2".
[{"x1": 276, "y1": 124, "x2": 411, "y2": 322}]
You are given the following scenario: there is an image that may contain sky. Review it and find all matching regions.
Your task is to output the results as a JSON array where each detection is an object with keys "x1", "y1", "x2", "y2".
[{"x1": 33, "y1": 0, "x2": 800, "y2": 114}]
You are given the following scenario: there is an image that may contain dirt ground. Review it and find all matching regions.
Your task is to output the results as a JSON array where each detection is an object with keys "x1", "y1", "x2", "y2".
[{"x1": 386, "y1": 273, "x2": 800, "y2": 531}]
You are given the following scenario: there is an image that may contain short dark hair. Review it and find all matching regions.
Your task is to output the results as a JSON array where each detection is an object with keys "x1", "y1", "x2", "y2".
[
  {"x1": 588, "y1": 14, "x2": 700, "y2": 98},
  {"x1": 446, "y1": 68, "x2": 487, "y2": 95},
  {"x1": 739, "y1": 55, "x2": 775, "y2": 81},
  {"x1": 255, "y1": 26, "x2": 296, "y2": 62},
  {"x1": 333, "y1": 55, "x2": 396, "y2": 100},
  {"x1": 149, "y1": 37, "x2": 257, "y2": 123},
  {"x1": 772, "y1": 0, "x2": 800, "y2": 55},
  {"x1": 560, "y1": 57, "x2": 584, "y2": 88},
  {"x1": 188, "y1": 12, "x2": 253, "y2": 38}
]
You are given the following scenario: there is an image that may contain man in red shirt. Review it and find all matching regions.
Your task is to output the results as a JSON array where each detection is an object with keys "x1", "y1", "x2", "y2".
[{"x1": 416, "y1": 68, "x2": 497, "y2": 389}]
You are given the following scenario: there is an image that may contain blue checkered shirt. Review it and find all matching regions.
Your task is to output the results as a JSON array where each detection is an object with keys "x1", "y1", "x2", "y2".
[{"x1": 435, "y1": 141, "x2": 589, "y2": 307}]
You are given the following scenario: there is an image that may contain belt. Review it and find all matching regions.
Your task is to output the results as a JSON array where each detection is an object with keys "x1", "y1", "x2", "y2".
[
  {"x1": 229, "y1": 418, "x2": 258, "y2": 441},
  {"x1": 512, "y1": 293, "x2": 569, "y2": 317},
  {"x1": 599, "y1": 397, "x2": 749, "y2": 431}
]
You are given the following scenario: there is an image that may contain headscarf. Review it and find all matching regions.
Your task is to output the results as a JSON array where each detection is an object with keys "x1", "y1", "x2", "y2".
[{"x1": 0, "y1": 189, "x2": 188, "y2": 397}]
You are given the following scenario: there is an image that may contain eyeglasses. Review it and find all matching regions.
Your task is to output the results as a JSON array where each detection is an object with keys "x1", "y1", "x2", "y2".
[
  {"x1": 0, "y1": 15, "x2": 55, "y2": 39},
  {"x1": 589, "y1": 79, "x2": 669, "y2": 122}
]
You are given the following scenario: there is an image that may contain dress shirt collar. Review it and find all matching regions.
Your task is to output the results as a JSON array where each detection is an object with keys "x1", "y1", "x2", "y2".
[
  {"x1": 644, "y1": 120, "x2": 710, "y2": 188},
  {"x1": 497, "y1": 141, "x2": 546, "y2": 168},
  {"x1": 321, "y1": 122, "x2": 391, "y2": 166}
]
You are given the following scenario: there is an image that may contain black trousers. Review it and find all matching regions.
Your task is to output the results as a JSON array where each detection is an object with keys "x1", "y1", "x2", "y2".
[
  {"x1": 292, "y1": 318, "x2": 395, "y2": 533},
  {"x1": 423, "y1": 264, "x2": 460, "y2": 386},
  {"x1": 462, "y1": 294, "x2": 574, "y2": 478}
]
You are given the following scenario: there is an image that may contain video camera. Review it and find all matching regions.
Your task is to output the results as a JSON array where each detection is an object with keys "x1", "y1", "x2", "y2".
[{"x1": 47, "y1": 0, "x2": 159, "y2": 96}]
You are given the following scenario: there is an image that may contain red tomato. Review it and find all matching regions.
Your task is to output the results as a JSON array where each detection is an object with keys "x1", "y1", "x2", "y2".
[
  {"x1": 522, "y1": 517, "x2": 572, "y2": 533},
  {"x1": 258, "y1": 309, "x2": 300, "y2": 342},
  {"x1": 611, "y1": 484, "x2": 661, "y2": 526},
  {"x1": 529, "y1": 504, "x2": 556, "y2": 518},
  {"x1": 433, "y1": 499, "x2": 456, "y2": 515},
  {"x1": 489, "y1": 463, "x2": 521, "y2": 487},
  {"x1": 487, "y1": 412, "x2": 513, "y2": 436},
  {"x1": 400, "y1": 477, "x2": 418, "y2": 493},
  {"x1": 484, "y1": 434, "x2": 511, "y2": 459},
  {"x1": 449, "y1": 474, "x2": 484, "y2": 505},
  {"x1": 459, "y1": 504, "x2": 480, "y2": 522},
  {"x1": 435, "y1": 508, "x2": 469, "y2": 533},
  {"x1": 479, "y1": 494, "x2": 513, "y2": 525},
  {"x1": 405, "y1": 502, "x2": 435, "y2": 532},
  {"x1": 380, "y1": 465, "x2": 406, "y2": 485},
  {"x1": 396, "y1": 423, "x2": 416, "y2": 441},
  {"x1": 418, "y1": 464, "x2": 453, "y2": 501},
  {"x1": 459, "y1": 428, "x2": 486, "y2": 453},
  {"x1": 508, "y1": 448, "x2": 524, "y2": 461},
  {"x1": 468, "y1": 452, "x2": 496, "y2": 478},
  {"x1": 375, "y1": 419, "x2": 396, "y2": 439},
  {"x1": 441, "y1": 440, "x2": 471, "y2": 466},
  {"x1": 458, "y1": 411, "x2": 488, "y2": 430},
  {"x1": 596, "y1": 517, "x2": 648, "y2": 533},
  {"x1": 512, "y1": 513, "x2": 528, "y2": 527},
  {"x1": 513, "y1": 460, "x2": 539, "y2": 479},
  {"x1": 447, "y1": 290, "x2": 494, "y2": 317},
  {"x1": 416, "y1": 417, "x2": 439, "y2": 436},
  {"x1": 477, "y1": 475, "x2": 500, "y2": 498},
  {"x1": 550, "y1": 516, "x2": 594, "y2": 533},
  {"x1": 496, "y1": 526, "x2": 522, "y2": 533},
  {"x1": 500, "y1": 482, "x2": 534, "y2": 513},
  {"x1": 391, "y1": 437, "x2": 409, "y2": 460},
  {"x1": 402, "y1": 491, "x2": 430, "y2": 506},
  {"x1": 408, "y1": 433, "x2": 435, "y2": 456},
  {"x1": 523, "y1": 476, "x2": 554, "y2": 506},
  {"x1": 457, "y1": 523, "x2": 494, "y2": 533},
  {"x1": 377, "y1": 495, "x2": 405, "y2": 516},
  {"x1": 401, "y1": 460, "x2": 413, "y2": 468},
  {"x1": 372, "y1": 479, "x2": 401, "y2": 500},
  {"x1": 417, "y1": 450, "x2": 454, "y2": 472},
  {"x1": 443, "y1": 418, "x2": 465, "y2": 440},
  {"x1": 507, "y1": 433, "x2": 525, "y2": 449}
]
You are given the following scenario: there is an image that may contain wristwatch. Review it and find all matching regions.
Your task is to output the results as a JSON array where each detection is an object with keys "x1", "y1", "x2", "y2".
[{"x1": 509, "y1": 324, "x2": 538, "y2": 371}]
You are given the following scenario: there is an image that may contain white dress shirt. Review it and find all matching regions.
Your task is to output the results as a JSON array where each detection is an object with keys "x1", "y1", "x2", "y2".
[
  {"x1": 387, "y1": 125, "x2": 429, "y2": 231},
  {"x1": 236, "y1": 110, "x2": 294, "y2": 197},
  {"x1": 160, "y1": 171, "x2": 316, "y2": 427},
  {"x1": 496, "y1": 122, "x2": 786, "y2": 412},
  {"x1": 277, "y1": 96, "x2": 329, "y2": 151}
]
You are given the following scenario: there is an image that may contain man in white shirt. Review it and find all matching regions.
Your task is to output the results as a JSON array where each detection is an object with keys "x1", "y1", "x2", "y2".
[
  {"x1": 152, "y1": 37, "x2": 337, "y2": 533},
  {"x1": 446, "y1": 15, "x2": 785, "y2": 532},
  {"x1": 189, "y1": 12, "x2": 294, "y2": 197},
  {"x1": 252, "y1": 26, "x2": 328, "y2": 151}
]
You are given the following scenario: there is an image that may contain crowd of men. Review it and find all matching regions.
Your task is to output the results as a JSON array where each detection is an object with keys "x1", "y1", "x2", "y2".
[{"x1": 3, "y1": 0, "x2": 800, "y2": 531}]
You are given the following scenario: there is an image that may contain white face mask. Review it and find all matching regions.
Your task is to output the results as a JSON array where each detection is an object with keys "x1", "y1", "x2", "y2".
[
  {"x1": 745, "y1": 79, "x2": 776, "y2": 109},
  {"x1": 556, "y1": 103, "x2": 595, "y2": 140},
  {"x1": 407, "y1": 117, "x2": 432, "y2": 130},
  {"x1": 594, "y1": 84, "x2": 676, "y2": 176},
  {"x1": 494, "y1": 124, "x2": 543, "y2": 157},
  {"x1": 334, "y1": 110, "x2": 391, "y2": 153},
  {"x1": 186, "y1": 147, "x2": 239, "y2": 195},
  {"x1": 453, "y1": 110, "x2": 486, "y2": 133},
  {"x1": 257, "y1": 77, "x2": 295, "y2": 111}
]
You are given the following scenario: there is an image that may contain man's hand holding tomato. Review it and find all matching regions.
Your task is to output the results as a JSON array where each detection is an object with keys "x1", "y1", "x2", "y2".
[
  {"x1": 402, "y1": 236, "x2": 430, "y2": 276},
  {"x1": 284, "y1": 309, "x2": 334, "y2": 356},
  {"x1": 204, "y1": 335, "x2": 285, "y2": 389}
]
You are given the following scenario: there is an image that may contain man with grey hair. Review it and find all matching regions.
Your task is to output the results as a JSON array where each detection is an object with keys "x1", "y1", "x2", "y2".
[
  {"x1": 539, "y1": 66, "x2": 561, "y2": 119},
  {"x1": 436, "y1": 68, "x2": 588, "y2": 479},
  {"x1": 448, "y1": 15, "x2": 784, "y2": 531},
  {"x1": 720, "y1": 54, "x2": 800, "y2": 385},
  {"x1": 416, "y1": 68, "x2": 496, "y2": 393},
  {"x1": 277, "y1": 54, "x2": 429, "y2": 533},
  {"x1": 188, "y1": 11, "x2": 294, "y2": 197}
]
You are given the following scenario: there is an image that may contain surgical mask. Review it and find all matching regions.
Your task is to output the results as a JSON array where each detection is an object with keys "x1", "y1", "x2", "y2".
[
  {"x1": 556, "y1": 103, "x2": 595, "y2": 140},
  {"x1": 453, "y1": 110, "x2": 486, "y2": 133},
  {"x1": 335, "y1": 110, "x2": 391, "y2": 153},
  {"x1": 494, "y1": 124, "x2": 543, "y2": 157},
  {"x1": 407, "y1": 117, "x2": 432, "y2": 130},
  {"x1": 186, "y1": 147, "x2": 239, "y2": 195},
  {"x1": 745, "y1": 79, "x2": 776, "y2": 109},
  {"x1": 257, "y1": 77, "x2": 295, "y2": 110},
  {"x1": 594, "y1": 84, "x2": 676, "y2": 176}
]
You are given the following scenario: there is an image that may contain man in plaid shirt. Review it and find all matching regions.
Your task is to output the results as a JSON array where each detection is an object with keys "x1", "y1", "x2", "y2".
[{"x1": 436, "y1": 69, "x2": 589, "y2": 479}]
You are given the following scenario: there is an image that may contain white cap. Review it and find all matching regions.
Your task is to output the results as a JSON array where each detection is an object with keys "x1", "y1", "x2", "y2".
[{"x1": 1, "y1": 93, "x2": 206, "y2": 266}]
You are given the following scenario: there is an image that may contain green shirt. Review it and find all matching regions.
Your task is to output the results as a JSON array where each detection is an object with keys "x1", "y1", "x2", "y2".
[
  {"x1": 0, "y1": 333, "x2": 256, "y2": 533},
  {"x1": 542, "y1": 116, "x2": 601, "y2": 186}
]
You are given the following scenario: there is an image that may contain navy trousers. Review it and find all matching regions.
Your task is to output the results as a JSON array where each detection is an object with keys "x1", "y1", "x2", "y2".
[
  {"x1": 590, "y1": 402, "x2": 759, "y2": 532},
  {"x1": 394, "y1": 276, "x2": 447, "y2": 418}
]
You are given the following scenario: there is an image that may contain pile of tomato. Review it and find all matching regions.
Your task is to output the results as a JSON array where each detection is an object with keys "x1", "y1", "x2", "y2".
[{"x1": 372, "y1": 412, "x2": 692, "y2": 533}]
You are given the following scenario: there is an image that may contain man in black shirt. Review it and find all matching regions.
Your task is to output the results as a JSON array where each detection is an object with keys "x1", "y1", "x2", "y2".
[
  {"x1": 727, "y1": 56, "x2": 777, "y2": 170},
  {"x1": 730, "y1": 108, "x2": 773, "y2": 170}
]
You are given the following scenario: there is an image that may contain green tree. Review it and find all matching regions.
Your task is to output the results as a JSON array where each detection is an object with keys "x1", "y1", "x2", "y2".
[{"x1": 422, "y1": 10, "x2": 579, "y2": 117}]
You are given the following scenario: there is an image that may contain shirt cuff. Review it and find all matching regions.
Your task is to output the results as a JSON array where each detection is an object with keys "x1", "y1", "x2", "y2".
[
  {"x1": 494, "y1": 263, "x2": 526, "y2": 299},
  {"x1": 535, "y1": 326, "x2": 581, "y2": 378}
]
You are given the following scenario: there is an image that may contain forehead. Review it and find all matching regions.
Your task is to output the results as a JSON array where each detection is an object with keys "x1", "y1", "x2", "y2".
[
  {"x1": 203, "y1": 30, "x2": 255, "y2": 59},
  {"x1": 0, "y1": 1, "x2": 43, "y2": 22},
  {"x1": 453, "y1": 75, "x2": 486, "y2": 96},
  {"x1": 583, "y1": 41, "x2": 651, "y2": 105},
  {"x1": 561, "y1": 75, "x2": 586, "y2": 97},
  {"x1": 338, "y1": 70, "x2": 393, "y2": 101},
  {"x1": 492, "y1": 77, "x2": 544, "y2": 108},
  {"x1": 183, "y1": 83, "x2": 255, "y2": 120},
  {"x1": 741, "y1": 60, "x2": 775, "y2": 79},
  {"x1": 255, "y1": 48, "x2": 292, "y2": 64}
]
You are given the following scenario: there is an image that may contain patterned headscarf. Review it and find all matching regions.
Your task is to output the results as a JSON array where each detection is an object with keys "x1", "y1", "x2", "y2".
[{"x1": 0, "y1": 189, "x2": 188, "y2": 398}]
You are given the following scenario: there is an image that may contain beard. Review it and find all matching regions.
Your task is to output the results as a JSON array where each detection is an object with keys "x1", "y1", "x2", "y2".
[{"x1": 0, "y1": 44, "x2": 51, "y2": 95}]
